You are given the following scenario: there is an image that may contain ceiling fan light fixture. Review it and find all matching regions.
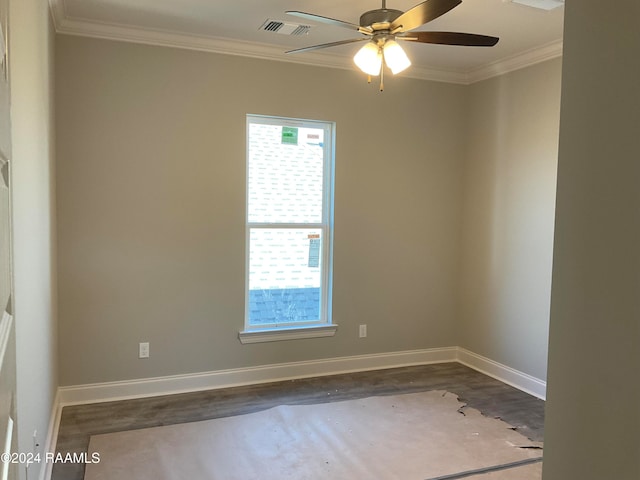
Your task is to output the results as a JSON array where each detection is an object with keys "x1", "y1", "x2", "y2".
[
  {"x1": 287, "y1": 0, "x2": 499, "y2": 89},
  {"x1": 354, "y1": 42, "x2": 382, "y2": 76},
  {"x1": 382, "y1": 40, "x2": 411, "y2": 75}
]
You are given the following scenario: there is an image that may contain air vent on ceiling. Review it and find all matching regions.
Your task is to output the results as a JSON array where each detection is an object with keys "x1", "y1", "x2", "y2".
[
  {"x1": 259, "y1": 20, "x2": 311, "y2": 36},
  {"x1": 509, "y1": 0, "x2": 564, "y2": 11}
]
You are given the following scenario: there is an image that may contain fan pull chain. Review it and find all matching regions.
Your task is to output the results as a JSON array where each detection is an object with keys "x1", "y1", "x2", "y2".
[
  {"x1": 379, "y1": 66, "x2": 384, "y2": 92},
  {"x1": 367, "y1": 75, "x2": 372, "y2": 84}
]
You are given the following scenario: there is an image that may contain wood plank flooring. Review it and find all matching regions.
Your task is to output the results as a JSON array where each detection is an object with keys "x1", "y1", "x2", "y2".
[{"x1": 52, "y1": 363, "x2": 545, "y2": 480}]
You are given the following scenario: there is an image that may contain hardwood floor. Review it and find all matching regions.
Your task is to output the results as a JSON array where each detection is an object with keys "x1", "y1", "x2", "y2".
[{"x1": 52, "y1": 362, "x2": 545, "y2": 480}]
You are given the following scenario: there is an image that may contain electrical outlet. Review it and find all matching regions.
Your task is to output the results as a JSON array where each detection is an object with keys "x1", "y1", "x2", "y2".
[
  {"x1": 359, "y1": 324, "x2": 367, "y2": 338},
  {"x1": 139, "y1": 342, "x2": 149, "y2": 359}
]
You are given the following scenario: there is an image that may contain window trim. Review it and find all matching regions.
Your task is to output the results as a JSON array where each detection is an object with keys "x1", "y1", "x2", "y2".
[
  {"x1": 241, "y1": 115, "x2": 336, "y2": 342},
  {"x1": 238, "y1": 324, "x2": 338, "y2": 344}
]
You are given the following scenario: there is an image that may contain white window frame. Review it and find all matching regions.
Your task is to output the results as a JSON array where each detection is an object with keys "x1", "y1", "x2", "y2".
[{"x1": 239, "y1": 115, "x2": 337, "y2": 344}]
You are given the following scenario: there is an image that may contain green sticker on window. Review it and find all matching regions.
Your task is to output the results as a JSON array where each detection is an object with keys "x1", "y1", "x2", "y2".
[{"x1": 281, "y1": 127, "x2": 298, "y2": 145}]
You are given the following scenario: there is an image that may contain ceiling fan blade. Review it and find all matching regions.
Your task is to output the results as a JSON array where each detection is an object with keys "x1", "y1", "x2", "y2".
[
  {"x1": 390, "y1": 0, "x2": 462, "y2": 33},
  {"x1": 399, "y1": 31, "x2": 499, "y2": 46},
  {"x1": 286, "y1": 11, "x2": 369, "y2": 33},
  {"x1": 286, "y1": 38, "x2": 368, "y2": 55}
]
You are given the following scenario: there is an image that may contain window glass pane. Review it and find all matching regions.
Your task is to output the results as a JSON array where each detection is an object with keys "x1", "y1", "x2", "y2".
[
  {"x1": 248, "y1": 228, "x2": 323, "y2": 326},
  {"x1": 248, "y1": 123, "x2": 325, "y2": 224}
]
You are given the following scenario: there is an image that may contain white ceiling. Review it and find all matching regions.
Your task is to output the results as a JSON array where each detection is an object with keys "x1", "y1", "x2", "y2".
[{"x1": 49, "y1": 0, "x2": 564, "y2": 84}]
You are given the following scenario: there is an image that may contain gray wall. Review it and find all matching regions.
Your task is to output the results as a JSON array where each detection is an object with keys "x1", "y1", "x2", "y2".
[
  {"x1": 543, "y1": 1, "x2": 640, "y2": 478},
  {"x1": 55, "y1": 36, "x2": 467, "y2": 386},
  {"x1": 459, "y1": 59, "x2": 561, "y2": 380},
  {"x1": 10, "y1": 0, "x2": 58, "y2": 479}
]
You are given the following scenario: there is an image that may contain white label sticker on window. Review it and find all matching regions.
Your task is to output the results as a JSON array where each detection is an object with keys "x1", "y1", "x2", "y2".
[{"x1": 308, "y1": 236, "x2": 320, "y2": 268}]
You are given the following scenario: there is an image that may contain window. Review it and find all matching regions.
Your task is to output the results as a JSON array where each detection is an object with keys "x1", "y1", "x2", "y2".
[{"x1": 239, "y1": 115, "x2": 336, "y2": 343}]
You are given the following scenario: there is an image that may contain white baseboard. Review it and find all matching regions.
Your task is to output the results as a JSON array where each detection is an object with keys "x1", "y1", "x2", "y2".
[
  {"x1": 38, "y1": 390, "x2": 62, "y2": 480},
  {"x1": 57, "y1": 347, "x2": 458, "y2": 406},
  {"x1": 456, "y1": 348, "x2": 547, "y2": 400}
]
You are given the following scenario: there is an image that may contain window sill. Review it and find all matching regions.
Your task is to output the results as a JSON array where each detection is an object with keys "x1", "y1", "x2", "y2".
[{"x1": 238, "y1": 324, "x2": 338, "y2": 344}]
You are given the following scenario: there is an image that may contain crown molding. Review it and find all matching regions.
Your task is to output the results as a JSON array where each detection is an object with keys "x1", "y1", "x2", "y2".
[
  {"x1": 48, "y1": 0, "x2": 562, "y2": 85},
  {"x1": 466, "y1": 39, "x2": 563, "y2": 83}
]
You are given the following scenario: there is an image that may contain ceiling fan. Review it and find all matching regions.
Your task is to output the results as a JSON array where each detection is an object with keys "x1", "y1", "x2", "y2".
[{"x1": 285, "y1": 0, "x2": 499, "y2": 90}]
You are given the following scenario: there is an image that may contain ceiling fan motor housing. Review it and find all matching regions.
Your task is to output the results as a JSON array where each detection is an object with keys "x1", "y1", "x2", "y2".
[{"x1": 360, "y1": 9, "x2": 403, "y2": 29}]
